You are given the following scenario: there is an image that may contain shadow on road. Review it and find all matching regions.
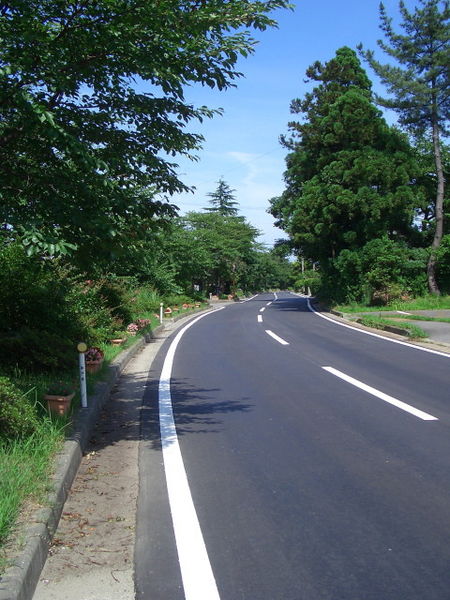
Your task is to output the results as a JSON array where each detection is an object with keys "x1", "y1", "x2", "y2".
[{"x1": 141, "y1": 376, "x2": 253, "y2": 451}]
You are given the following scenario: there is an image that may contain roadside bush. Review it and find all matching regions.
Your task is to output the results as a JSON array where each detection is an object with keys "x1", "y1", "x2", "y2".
[
  {"x1": 0, "y1": 244, "x2": 90, "y2": 370},
  {"x1": 326, "y1": 238, "x2": 427, "y2": 305},
  {"x1": 0, "y1": 377, "x2": 40, "y2": 441}
]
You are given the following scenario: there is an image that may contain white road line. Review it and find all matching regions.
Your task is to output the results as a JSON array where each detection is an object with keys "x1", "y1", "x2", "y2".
[
  {"x1": 306, "y1": 297, "x2": 450, "y2": 359},
  {"x1": 266, "y1": 302, "x2": 272, "y2": 307},
  {"x1": 397, "y1": 310, "x2": 412, "y2": 315},
  {"x1": 260, "y1": 307, "x2": 265, "y2": 313},
  {"x1": 159, "y1": 310, "x2": 223, "y2": 600},
  {"x1": 240, "y1": 294, "x2": 258, "y2": 303},
  {"x1": 258, "y1": 315, "x2": 263, "y2": 323},
  {"x1": 274, "y1": 292, "x2": 278, "y2": 301},
  {"x1": 265, "y1": 330, "x2": 289, "y2": 345},
  {"x1": 322, "y1": 366, "x2": 438, "y2": 421}
]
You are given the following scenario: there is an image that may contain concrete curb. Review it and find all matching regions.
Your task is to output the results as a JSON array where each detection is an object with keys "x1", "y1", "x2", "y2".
[{"x1": 0, "y1": 325, "x2": 165, "y2": 600}]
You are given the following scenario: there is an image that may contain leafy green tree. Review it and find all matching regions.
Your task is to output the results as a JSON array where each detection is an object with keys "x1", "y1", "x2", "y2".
[
  {"x1": 269, "y1": 47, "x2": 418, "y2": 288},
  {"x1": 358, "y1": 0, "x2": 450, "y2": 294},
  {"x1": 204, "y1": 178, "x2": 239, "y2": 216},
  {"x1": 0, "y1": 0, "x2": 288, "y2": 262},
  {"x1": 179, "y1": 211, "x2": 260, "y2": 295}
]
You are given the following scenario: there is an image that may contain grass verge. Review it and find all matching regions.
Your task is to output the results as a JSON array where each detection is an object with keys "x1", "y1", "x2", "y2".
[
  {"x1": 357, "y1": 315, "x2": 428, "y2": 339},
  {"x1": 0, "y1": 417, "x2": 65, "y2": 571}
]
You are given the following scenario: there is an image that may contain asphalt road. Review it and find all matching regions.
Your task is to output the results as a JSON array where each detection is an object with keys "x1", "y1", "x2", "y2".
[{"x1": 135, "y1": 292, "x2": 450, "y2": 600}]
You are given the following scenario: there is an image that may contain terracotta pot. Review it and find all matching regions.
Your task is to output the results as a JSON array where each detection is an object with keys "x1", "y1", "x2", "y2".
[
  {"x1": 86, "y1": 359, "x2": 103, "y2": 374},
  {"x1": 45, "y1": 392, "x2": 75, "y2": 416}
]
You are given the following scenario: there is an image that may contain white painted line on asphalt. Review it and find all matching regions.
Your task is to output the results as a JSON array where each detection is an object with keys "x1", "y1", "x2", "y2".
[
  {"x1": 240, "y1": 294, "x2": 258, "y2": 303},
  {"x1": 306, "y1": 297, "x2": 450, "y2": 359},
  {"x1": 274, "y1": 292, "x2": 278, "y2": 301},
  {"x1": 159, "y1": 309, "x2": 224, "y2": 600},
  {"x1": 397, "y1": 310, "x2": 412, "y2": 315},
  {"x1": 265, "y1": 330, "x2": 289, "y2": 345},
  {"x1": 258, "y1": 315, "x2": 263, "y2": 323},
  {"x1": 322, "y1": 366, "x2": 438, "y2": 421},
  {"x1": 266, "y1": 301, "x2": 272, "y2": 307},
  {"x1": 260, "y1": 307, "x2": 265, "y2": 313}
]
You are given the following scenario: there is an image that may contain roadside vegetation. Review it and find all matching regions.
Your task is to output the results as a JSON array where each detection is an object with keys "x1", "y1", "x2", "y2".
[
  {"x1": 1, "y1": 0, "x2": 448, "y2": 573},
  {"x1": 355, "y1": 315, "x2": 428, "y2": 340},
  {"x1": 270, "y1": 2, "x2": 449, "y2": 306}
]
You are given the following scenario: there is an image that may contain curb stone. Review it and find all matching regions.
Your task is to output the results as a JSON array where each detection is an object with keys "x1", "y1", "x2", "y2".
[{"x1": 0, "y1": 325, "x2": 164, "y2": 600}]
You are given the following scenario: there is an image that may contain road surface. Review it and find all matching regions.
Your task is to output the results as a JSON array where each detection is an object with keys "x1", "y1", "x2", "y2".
[{"x1": 135, "y1": 292, "x2": 450, "y2": 600}]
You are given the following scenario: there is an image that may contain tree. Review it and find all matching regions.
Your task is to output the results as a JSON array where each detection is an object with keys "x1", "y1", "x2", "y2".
[
  {"x1": 358, "y1": 0, "x2": 450, "y2": 295},
  {"x1": 269, "y1": 47, "x2": 418, "y2": 293},
  {"x1": 0, "y1": 0, "x2": 289, "y2": 262},
  {"x1": 177, "y1": 211, "x2": 260, "y2": 295},
  {"x1": 205, "y1": 178, "x2": 239, "y2": 216}
]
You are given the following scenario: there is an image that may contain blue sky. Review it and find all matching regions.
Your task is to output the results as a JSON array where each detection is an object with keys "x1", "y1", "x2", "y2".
[{"x1": 170, "y1": 0, "x2": 419, "y2": 247}]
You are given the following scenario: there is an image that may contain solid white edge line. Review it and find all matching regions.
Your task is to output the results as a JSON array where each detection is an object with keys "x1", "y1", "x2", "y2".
[
  {"x1": 258, "y1": 315, "x2": 263, "y2": 323},
  {"x1": 322, "y1": 366, "x2": 438, "y2": 421},
  {"x1": 159, "y1": 309, "x2": 224, "y2": 600},
  {"x1": 306, "y1": 297, "x2": 450, "y2": 359},
  {"x1": 265, "y1": 329, "x2": 289, "y2": 345}
]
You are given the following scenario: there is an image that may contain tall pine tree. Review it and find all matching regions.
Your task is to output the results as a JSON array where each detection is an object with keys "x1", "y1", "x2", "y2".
[
  {"x1": 359, "y1": 0, "x2": 450, "y2": 295},
  {"x1": 205, "y1": 178, "x2": 239, "y2": 216}
]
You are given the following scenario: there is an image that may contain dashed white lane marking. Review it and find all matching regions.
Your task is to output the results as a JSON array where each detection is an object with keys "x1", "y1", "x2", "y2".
[
  {"x1": 159, "y1": 309, "x2": 224, "y2": 600},
  {"x1": 266, "y1": 302, "x2": 272, "y2": 307},
  {"x1": 274, "y1": 292, "x2": 278, "y2": 301},
  {"x1": 322, "y1": 366, "x2": 438, "y2": 421},
  {"x1": 306, "y1": 297, "x2": 450, "y2": 359},
  {"x1": 260, "y1": 307, "x2": 265, "y2": 313},
  {"x1": 258, "y1": 315, "x2": 263, "y2": 323},
  {"x1": 265, "y1": 330, "x2": 289, "y2": 345},
  {"x1": 397, "y1": 310, "x2": 412, "y2": 315}
]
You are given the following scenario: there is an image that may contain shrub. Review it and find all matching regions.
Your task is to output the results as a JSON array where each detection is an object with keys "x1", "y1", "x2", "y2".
[{"x1": 0, "y1": 377, "x2": 40, "y2": 441}]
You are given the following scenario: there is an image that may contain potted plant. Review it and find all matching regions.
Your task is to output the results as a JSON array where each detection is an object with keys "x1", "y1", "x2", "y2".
[
  {"x1": 85, "y1": 346, "x2": 105, "y2": 374},
  {"x1": 135, "y1": 318, "x2": 151, "y2": 330},
  {"x1": 44, "y1": 382, "x2": 75, "y2": 416},
  {"x1": 126, "y1": 322, "x2": 139, "y2": 335}
]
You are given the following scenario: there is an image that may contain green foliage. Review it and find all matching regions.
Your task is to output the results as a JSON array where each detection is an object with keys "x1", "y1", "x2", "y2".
[
  {"x1": 359, "y1": 0, "x2": 449, "y2": 294},
  {"x1": 0, "y1": 0, "x2": 289, "y2": 264},
  {"x1": 329, "y1": 238, "x2": 428, "y2": 305},
  {"x1": 205, "y1": 178, "x2": 239, "y2": 216},
  {"x1": 0, "y1": 378, "x2": 40, "y2": 441},
  {"x1": 270, "y1": 47, "x2": 418, "y2": 267},
  {"x1": 0, "y1": 414, "x2": 63, "y2": 547}
]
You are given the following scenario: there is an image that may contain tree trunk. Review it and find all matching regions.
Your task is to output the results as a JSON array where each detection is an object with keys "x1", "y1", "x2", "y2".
[{"x1": 427, "y1": 111, "x2": 445, "y2": 296}]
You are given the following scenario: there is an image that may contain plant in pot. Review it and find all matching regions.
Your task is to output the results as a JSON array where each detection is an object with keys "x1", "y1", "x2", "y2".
[
  {"x1": 126, "y1": 322, "x2": 139, "y2": 336},
  {"x1": 85, "y1": 346, "x2": 105, "y2": 374},
  {"x1": 44, "y1": 381, "x2": 75, "y2": 416}
]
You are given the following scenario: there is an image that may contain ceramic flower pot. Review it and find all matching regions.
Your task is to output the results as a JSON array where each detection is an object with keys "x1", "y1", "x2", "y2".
[
  {"x1": 45, "y1": 392, "x2": 75, "y2": 416},
  {"x1": 85, "y1": 359, "x2": 103, "y2": 374}
]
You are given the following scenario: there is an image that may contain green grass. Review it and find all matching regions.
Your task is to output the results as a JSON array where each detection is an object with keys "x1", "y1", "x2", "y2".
[
  {"x1": 335, "y1": 295, "x2": 450, "y2": 314},
  {"x1": 0, "y1": 417, "x2": 65, "y2": 569},
  {"x1": 386, "y1": 313, "x2": 450, "y2": 324},
  {"x1": 357, "y1": 315, "x2": 428, "y2": 339}
]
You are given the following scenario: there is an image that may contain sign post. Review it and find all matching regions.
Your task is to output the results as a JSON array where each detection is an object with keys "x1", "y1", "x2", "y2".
[{"x1": 77, "y1": 342, "x2": 88, "y2": 408}]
